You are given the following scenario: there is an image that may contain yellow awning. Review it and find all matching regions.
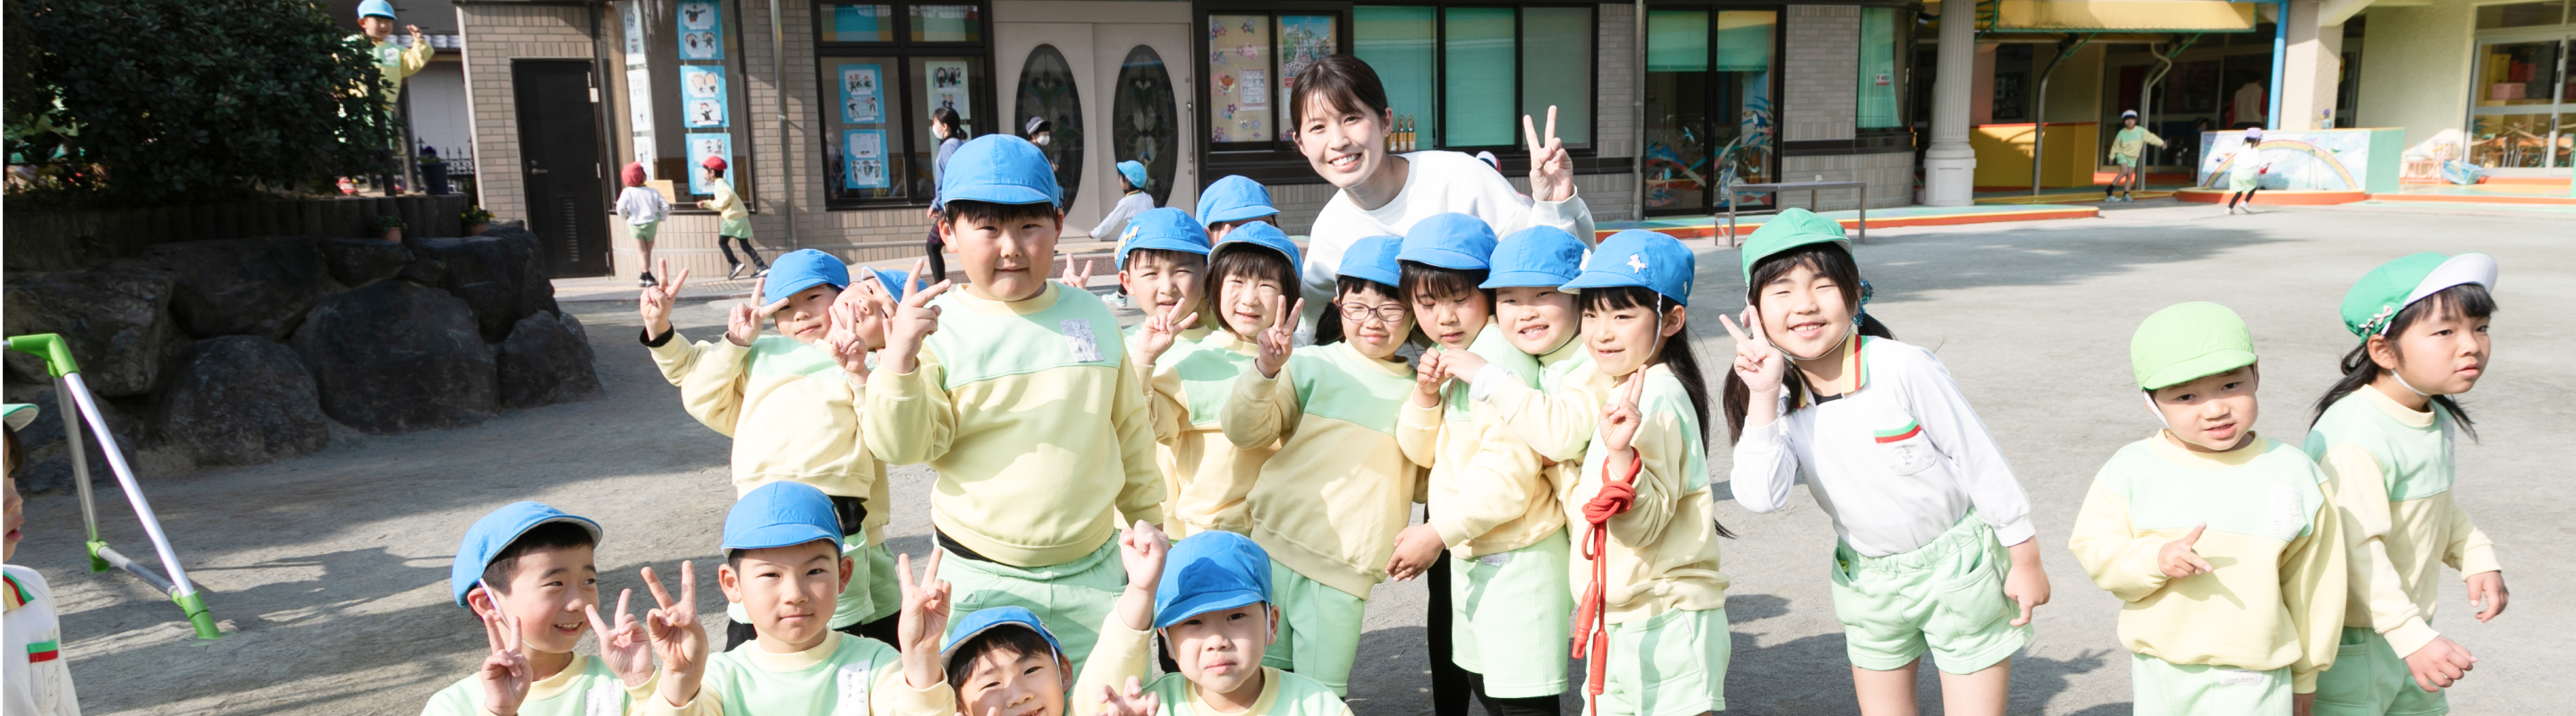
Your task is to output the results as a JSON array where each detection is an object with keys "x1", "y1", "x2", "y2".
[{"x1": 1997, "y1": 0, "x2": 2257, "y2": 31}]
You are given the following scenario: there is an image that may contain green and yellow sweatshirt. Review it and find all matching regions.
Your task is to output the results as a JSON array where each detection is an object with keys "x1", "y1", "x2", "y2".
[
  {"x1": 1079, "y1": 611, "x2": 1357, "y2": 716},
  {"x1": 1220, "y1": 341, "x2": 1424, "y2": 598},
  {"x1": 2068, "y1": 432, "x2": 2346, "y2": 691},
  {"x1": 648, "y1": 332, "x2": 890, "y2": 542},
  {"x1": 422, "y1": 655, "x2": 656, "y2": 716},
  {"x1": 1562, "y1": 364, "x2": 1729, "y2": 623},
  {"x1": 1479, "y1": 339, "x2": 1606, "y2": 465},
  {"x1": 645, "y1": 632, "x2": 951, "y2": 716},
  {"x1": 865, "y1": 283, "x2": 1165, "y2": 567},
  {"x1": 1148, "y1": 331, "x2": 1275, "y2": 538},
  {"x1": 1397, "y1": 321, "x2": 1556, "y2": 557},
  {"x1": 2304, "y1": 387, "x2": 2501, "y2": 659}
]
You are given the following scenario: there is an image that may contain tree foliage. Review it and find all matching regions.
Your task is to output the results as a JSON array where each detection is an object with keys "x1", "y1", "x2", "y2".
[{"x1": 4, "y1": 0, "x2": 397, "y2": 206}]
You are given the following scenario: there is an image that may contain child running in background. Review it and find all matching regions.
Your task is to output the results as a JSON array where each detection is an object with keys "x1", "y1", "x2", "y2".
[
  {"x1": 1212, "y1": 234, "x2": 1418, "y2": 696},
  {"x1": 1138, "y1": 221, "x2": 1301, "y2": 539},
  {"x1": 1092, "y1": 160, "x2": 1157, "y2": 243},
  {"x1": 2307, "y1": 252, "x2": 2508, "y2": 716},
  {"x1": 699, "y1": 156, "x2": 767, "y2": 279},
  {"x1": 2070, "y1": 302, "x2": 2346, "y2": 716},
  {"x1": 1555, "y1": 230, "x2": 1733, "y2": 716},
  {"x1": 2105, "y1": 110, "x2": 2165, "y2": 202},
  {"x1": 1197, "y1": 175, "x2": 1283, "y2": 242},
  {"x1": 617, "y1": 162, "x2": 672, "y2": 287},
  {"x1": 1724, "y1": 209, "x2": 2049, "y2": 716},
  {"x1": 640, "y1": 249, "x2": 905, "y2": 649},
  {"x1": 4, "y1": 404, "x2": 79, "y2": 716},
  {"x1": 1393, "y1": 222, "x2": 1590, "y2": 716},
  {"x1": 2222, "y1": 127, "x2": 2269, "y2": 215},
  {"x1": 427, "y1": 502, "x2": 656, "y2": 716}
]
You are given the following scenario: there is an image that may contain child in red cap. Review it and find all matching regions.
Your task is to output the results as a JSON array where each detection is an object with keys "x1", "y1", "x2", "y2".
[{"x1": 617, "y1": 162, "x2": 671, "y2": 287}]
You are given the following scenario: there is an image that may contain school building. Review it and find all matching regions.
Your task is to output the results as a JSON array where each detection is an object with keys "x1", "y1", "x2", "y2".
[{"x1": 431, "y1": 0, "x2": 2569, "y2": 277}]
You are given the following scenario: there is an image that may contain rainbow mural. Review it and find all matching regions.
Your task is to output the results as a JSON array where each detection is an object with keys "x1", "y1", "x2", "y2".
[{"x1": 2196, "y1": 128, "x2": 2405, "y2": 193}]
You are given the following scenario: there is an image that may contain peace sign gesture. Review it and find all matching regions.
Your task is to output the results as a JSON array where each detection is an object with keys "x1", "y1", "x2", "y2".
[
  {"x1": 585, "y1": 588, "x2": 655, "y2": 688},
  {"x1": 1135, "y1": 303, "x2": 1199, "y2": 367},
  {"x1": 641, "y1": 562, "x2": 709, "y2": 707},
  {"x1": 726, "y1": 275, "x2": 792, "y2": 347},
  {"x1": 1599, "y1": 371, "x2": 1649, "y2": 454},
  {"x1": 1522, "y1": 106, "x2": 1574, "y2": 202},
  {"x1": 895, "y1": 550, "x2": 953, "y2": 690},
  {"x1": 825, "y1": 277, "x2": 887, "y2": 379},
  {"x1": 1059, "y1": 258, "x2": 1097, "y2": 292},
  {"x1": 475, "y1": 608, "x2": 533, "y2": 716},
  {"x1": 1096, "y1": 676, "x2": 1165, "y2": 716},
  {"x1": 1717, "y1": 309, "x2": 1787, "y2": 396},
  {"x1": 1251, "y1": 294, "x2": 1304, "y2": 379},
  {"x1": 882, "y1": 259, "x2": 955, "y2": 374},
  {"x1": 639, "y1": 259, "x2": 692, "y2": 337}
]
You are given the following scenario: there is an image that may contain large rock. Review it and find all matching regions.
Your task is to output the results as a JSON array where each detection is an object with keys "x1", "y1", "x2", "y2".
[
  {"x1": 319, "y1": 237, "x2": 413, "y2": 287},
  {"x1": 289, "y1": 280, "x2": 496, "y2": 434},
  {"x1": 495, "y1": 311, "x2": 601, "y2": 408},
  {"x1": 5, "y1": 388, "x2": 149, "y2": 494},
  {"x1": 116, "y1": 236, "x2": 340, "y2": 340},
  {"x1": 154, "y1": 337, "x2": 330, "y2": 467},
  {"x1": 406, "y1": 227, "x2": 555, "y2": 342},
  {"x1": 1, "y1": 270, "x2": 189, "y2": 396}
]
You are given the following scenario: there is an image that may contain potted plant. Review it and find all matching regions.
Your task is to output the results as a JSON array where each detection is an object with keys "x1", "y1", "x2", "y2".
[
  {"x1": 418, "y1": 147, "x2": 452, "y2": 195},
  {"x1": 369, "y1": 214, "x2": 407, "y2": 242},
  {"x1": 461, "y1": 205, "x2": 493, "y2": 236}
]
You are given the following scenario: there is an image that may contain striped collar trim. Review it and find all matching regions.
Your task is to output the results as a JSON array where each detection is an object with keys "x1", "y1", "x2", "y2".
[{"x1": 1791, "y1": 334, "x2": 1869, "y2": 410}]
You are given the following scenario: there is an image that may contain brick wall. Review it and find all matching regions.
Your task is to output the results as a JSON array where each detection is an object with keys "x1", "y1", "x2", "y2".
[
  {"x1": 1780, "y1": 151, "x2": 1913, "y2": 210},
  {"x1": 1783, "y1": 5, "x2": 1858, "y2": 143},
  {"x1": 458, "y1": 3, "x2": 597, "y2": 222}
]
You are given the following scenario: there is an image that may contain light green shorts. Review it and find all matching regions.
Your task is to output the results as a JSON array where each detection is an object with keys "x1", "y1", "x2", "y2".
[
  {"x1": 2229, "y1": 169, "x2": 2260, "y2": 192},
  {"x1": 941, "y1": 539, "x2": 1125, "y2": 676},
  {"x1": 1599, "y1": 607, "x2": 1731, "y2": 716},
  {"x1": 725, "y1": 535, "x2": 895, "y2": 629},
  {"x1": 2313, "y1": 626, "x2": 2450, "y2": 716},
  {"x1": 2131, "y1": 652, "x2": 2290, "y2": 716},
  {"x1": 1451, "y1": 530, "x2": 1573, "y2": 698},
  {"x1": 1259, "y1": 558, "x2": 1368, "y2": 696},
  {"x1": 2113, "y1": 154, "x2": 2139, "y2": 168},
  {"x1": 1826, "y1": 513, "x2": 2029, "y2": 674},
  {"x1": 626, "y1": 220, "x2": 660, "y2": 243}
]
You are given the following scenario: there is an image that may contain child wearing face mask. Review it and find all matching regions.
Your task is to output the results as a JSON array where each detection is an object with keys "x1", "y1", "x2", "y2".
[
  {"x1": 1137, "y1": 221, "x2": 1301, "y2": 539},
  {"x1": 1723, "y1": 209, "x2": 2049, "y2": 716},
  {"x1": 2070, "y1": 303, "x2": 2346, "y2": 716},
  {"x1": 2305, "y1": 252, "x2": 2508, "y2": 716},
  {"x1": 1555, "y1": 230, "x2": 1733, "y2": 716}
]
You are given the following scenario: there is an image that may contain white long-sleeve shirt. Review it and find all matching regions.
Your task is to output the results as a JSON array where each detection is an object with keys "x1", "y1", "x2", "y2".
[
  {"x1": 1090, "y1": 191, "x2": 1156, "y2": 241},
  {"x1": 1300, "y1": 151, "x2": 1595, "y2": 326},
  {"x1": 4, "y1": 566, "x2": 79, "y2": 716},
  {"x1": 1729, "y1": 337, "x2": 2036, "y2": 557},
  {"x1": 615, "y1": 185, "x2": 670, "y2": 226}
]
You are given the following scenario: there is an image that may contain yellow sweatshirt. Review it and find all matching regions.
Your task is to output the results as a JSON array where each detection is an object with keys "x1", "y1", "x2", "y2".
[
  {"x1": 1074, "y1": 611, "x2": 1355, "y2": 716},
  {"x1": 1221, "y1": 341, "x2": 1424, "y2": 598},
  {"x1": 1148, "y1": 331, "x2": 1276, "y2": 538},
  {"x1": 2068, "y1": 433, "x2": 2346, "y2": 691},
  {"x1": 865, "y1": 283, "x2": 1165, "y2": 567},
  {"x1": 2305, "y1": 387, "x2": 2501, "y2": 658},
  {"x1": 1563, "y1": 364, "x2": 1728, "y2": 623},
  {"x1": 1397, "y1": 321, "x2": 1555, "y2": 557},
  {"x1": 648, "y1": 330, "x2": 890, "y2": 545},
  {"x1": 1480, "y1": 339, "x2": 1607, "y2": 464}
]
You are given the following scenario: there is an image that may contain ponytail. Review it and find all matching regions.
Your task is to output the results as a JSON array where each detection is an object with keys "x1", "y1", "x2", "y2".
[
  {"x1": 1722, "y1": 244, "x2": 1893, "y2": 443},
  {"x1": 2309, "y1": 284, "x2": 2492, "y2": 437}
]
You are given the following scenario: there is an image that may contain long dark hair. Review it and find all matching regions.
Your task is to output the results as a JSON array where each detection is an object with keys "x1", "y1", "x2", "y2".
[
  {"x1": 1722, "y1": 244, "x2": 1896, "y2": 443},
  {"x1": 1582, "y1": 285, "x2": 1732, "y2": 539},
  {"x1": 2309, "y1": 283, "x2": 2493, "y2": 437}
]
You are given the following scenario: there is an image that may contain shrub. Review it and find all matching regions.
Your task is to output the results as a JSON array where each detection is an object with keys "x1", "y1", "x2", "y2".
[{"x1": 460, "y1": 205, "x2": 493, "y2": 226}]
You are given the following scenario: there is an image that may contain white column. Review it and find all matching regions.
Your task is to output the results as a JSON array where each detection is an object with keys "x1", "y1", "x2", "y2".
[
  {"x1": 2278, "y1": 0, "x2": 2344, "y2": 131},
  {"x1": 1923, "y1": 0, "x2": 1979, "y2": 207}
]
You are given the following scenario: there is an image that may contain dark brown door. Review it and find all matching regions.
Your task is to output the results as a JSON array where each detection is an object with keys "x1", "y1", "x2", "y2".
[{"x1": 511, "y1": 60, "x2": 611, "y2": 277}]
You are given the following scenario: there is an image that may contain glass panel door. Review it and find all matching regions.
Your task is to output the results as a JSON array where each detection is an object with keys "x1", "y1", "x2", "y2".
[
  {"x1": 1642, "y1": 9, "x2": 1775, "y2": 216},
  {"x1": 2470, "y1": 36, "x2": 2569, "y2": 168}
]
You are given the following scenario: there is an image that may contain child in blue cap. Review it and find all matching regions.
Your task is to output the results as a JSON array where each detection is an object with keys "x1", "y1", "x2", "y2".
[
  {"x1": 926, "y1": 520, "x2": 1175, "y2": 716},
  {"x1": 1136, "y1": 220, "x2": 1301, "y2": 539},
  {"x1": 640, "y1": 248, "x2": 905, "y2": 650},
  {"x1": 1209, "y1": 234, "x2": 1420, "y2": 696},
  {"x1": 1195, "y1": 175, "x2": 1282, "y2": 242},
  {"x1": 868, "y1": 134, "x2": 1163, "y2": 677},
  {"x1": 636, "y1": 482, "x2": 951, "y2": 716},
  {"x1": 1082, "y1": 531, "x2": 1354, "y2": 716},
  {"x1": 425, "y1": 501, "x2": 655, "y2": 716},
  {"x1": 1090, "y1": 160, "x2": 1158, "y2": 243},
  {"x1": 1555, "y1": 230, "x2": 1733, "y2": 716},
  {"x1": 1116, "y1": 207, "x2": 1216, "y2": 353}
]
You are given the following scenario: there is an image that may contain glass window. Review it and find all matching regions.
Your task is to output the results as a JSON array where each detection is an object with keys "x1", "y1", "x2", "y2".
[
  {"x1": 1443, "y1": 7, "x2": 1515, "y2": 148},
  {"x1": 810, "y1": 2, "x2": 990, "y2": 208},
  {"x1": 1114, "y1": 45, "x2": 1182, "y2": 206},
  {"x1": 908, "y1": 55, "x2": 986, "y2": 198},
  {"x1": 1856, "y1": 7, "x2": 1902, "y2": 129},
  {"x1": 1356, "y1": 6, "x2": 1438, "y2": 148},
  {"x1": 1276, "y1": 15, "x2": 1340, "y2": 142},
  {"x1": 2478, "y1": 40, "x2": 2567, "y2": 107},
  {"x1": 911, "y1": 4, "x2": 980, "y2": 42},
  {"x1": 1014, "y1": 45, "x2": 1084, "y2": 207},
  {"x1": 1521, "y1": 7, "x2": 1593, "y2": 144},
  {"x1": 824, "y1": 58, "x2": 905, "y2": 201},
  {"x1": 1209, "y1": 13, "x2": 1273, "y2": 145},
  {"x1": 2476, "y1": 1, "x2": 2568, "y2": 30},
  {"x1": 1642, "y1": 9, "x2": 1775, "y2": 215},
  {"x1": 822, "y1": 4, "x2": 894, "y2": 42}
]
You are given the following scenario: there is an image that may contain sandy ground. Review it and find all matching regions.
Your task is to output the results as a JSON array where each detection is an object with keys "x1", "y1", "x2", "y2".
[{"x1": 17, "y1": 199, "x2": 2572, "y2": 715}]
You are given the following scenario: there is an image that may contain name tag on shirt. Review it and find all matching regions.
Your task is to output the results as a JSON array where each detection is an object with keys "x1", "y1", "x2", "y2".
[
  {"x1": 584, "y1": 686, "x2": 621, "y2": 716},
  {"x1": 835, "y1": 661, "x2": 874, "y2": 716},
  {"x1": 1062, "y1": 320, "x2": 1103, "y2": 363},
  {"x1": 1479, "y1": 552, "x2": 1513, "y2": 567},
  {"x1": 2263, "y1": 483, "x2": 2304, "y2": 540}
]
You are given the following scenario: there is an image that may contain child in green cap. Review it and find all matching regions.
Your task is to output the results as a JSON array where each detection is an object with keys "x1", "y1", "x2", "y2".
[
  {"x1": 2069, "y1": 302, "x2": 2347, "y2": 716},
  {"x1": 2305, "y1": 252, "x2": 2507, "y2": 716}
]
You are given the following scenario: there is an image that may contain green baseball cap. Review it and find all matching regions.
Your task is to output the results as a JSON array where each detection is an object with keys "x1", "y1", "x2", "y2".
[
  {"x1": 2131, "y1": 302, "x2": 2256, "y2": 390},
  {"x1": 2, "y1": 404, "x2": 33, "y2": 431},
  {"x1": 1738, "y1": 208, "x2": 1852, "y2": 285},
  {"x1": 2339, "y1": 252, "x2": 2497, "y2": 339}
]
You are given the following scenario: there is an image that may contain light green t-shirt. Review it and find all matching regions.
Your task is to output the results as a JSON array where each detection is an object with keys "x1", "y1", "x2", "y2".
[{"x1": 422, "y1": 654, "x2": 652, "y2": 716}]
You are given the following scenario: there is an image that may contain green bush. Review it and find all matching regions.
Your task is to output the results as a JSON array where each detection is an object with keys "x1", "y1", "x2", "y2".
[{"x1": 4, "y1": 0, "x2": 396, "y2": 206}]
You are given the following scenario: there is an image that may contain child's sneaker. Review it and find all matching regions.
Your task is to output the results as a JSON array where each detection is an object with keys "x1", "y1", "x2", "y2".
[
  {"x1": 726, "y1": 262, "x2": 746, "y2": 279},
  {"x1": 640, "y1": 272, "x2": 658, "y2": 287}
]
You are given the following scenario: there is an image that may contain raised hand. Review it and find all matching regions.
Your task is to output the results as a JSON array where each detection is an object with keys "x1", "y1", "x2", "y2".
[
  {"x1": 586, "y1": 588, "x2": 654, "y2": 688},
  {"x1": 639, "y1": 259, "x2": 692, "y2": 337},
  {"x1": 896, "y1": 551, "x2": 953, "y2": 689},
  {"x1": 2158, "y1": 524, "x2": 2216, "y2": 580},
  {"x1": 1136, "y1": 303, "x2": 1199, "y2": 367},
  {"x1": 1522, "y1": 107, "x2": 1573, "y2": 202},
  {"x1": 1060, "y1": 259, "x2": 1096, "y2": 291},
  {"x1": 825, "y1": 298, "x2": 877, "y2": 379},
  {"x1": 1600, "y1": 372, "x2": 1648, "y2": 454},
  {"x1": 727, "y1": 275, "x2": 790, "y2": 347},
  {"x1": 477, "y1": 610, "x2": 534, "y2": 716},
  {"x1": 1118, "y1": 520, "x2": 1172, "y2": 592},
  {"x1": 643, "y1": 562, "x2": 708, "y2": 706},
  {"x1": 1718, "y1": 309, "x2": 1787, "y2": 395},
  {"x1": 1251, "y1": 295, "x2": 1302, "y2": 379},
  {"x1": 1097, "y1": 676, "x2": 1164, "y2": 716},
  {"x1": 883, "y1": 260, "x2": 955, "y2": 375}
]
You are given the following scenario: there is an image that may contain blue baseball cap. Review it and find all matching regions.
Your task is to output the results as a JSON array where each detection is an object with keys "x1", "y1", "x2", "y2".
[
  {"x1": 1116, "y1": 160, "x2": 1151, "y2": 191},
  {"x1": 1155, "y1": 532, "x2": 1272, "y2": 629},
  {"x1": 1196, "y1": 175, "x2": 1279, "y2": 225},
  {"x1": 862, "y1": 267, "x2": 911, "y2": 303},
  {"x1": 1397, "y1": 213, "x2": 1498, "y2": 271},
  {"x1": 763, "y1": 249, "x2": 852, "y2": 304},
  {"x1": 451, "y1": 502, "x2": 603, "y2": 608},
  {"x1": 936, "y1": 135, "x2": 1062, "y2": 209},
  {"x1": 722, "y1": 482, "x2": 843, "y2": 553},
  {"x1": 358, "y1": 0, "x2": 397, "y2": 20},
  {"x1": 1215, "y1": 220, "x2": 1301, "y2": 270},
  {"x1": 1116, "y1": 208, "x2": 1213, "y2": 269},
  {"x1": 1481, "y1": 226, "x2": 1587, "y2": 290},
  {"x1": 1563, "y1": 230, "x2": 1696, "y2": 305},
  {"x1": 1338, "y1": 234, "x2": 1404, "y2": 288},
  {"x1": 942, "y1": 606, "x2": 1068, "y2": 671}
]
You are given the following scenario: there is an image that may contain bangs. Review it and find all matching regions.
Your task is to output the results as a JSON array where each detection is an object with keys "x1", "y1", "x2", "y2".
[
  {"x1": 943, "y1": 199, "x2": 1059, "y2": 227},
  {"x1": 944, "y1": 626, "x2": 1060, "y2": 689},
  {"x1": 1580, "y1": 285, "x2": 1664, "y2": 313},
  {"x1": 2410, "y1": 283, "x2": 2497, "y2": 325},
  {"x1": 1210, "y1": 245, "x2": 1297, "y2": 294},
  {"x1": 1288, "y1": 55, "x2": 1390, "y2": 132},
  {"x1": 1746, "y1": 243, "x2": 1861, "y2": 309},
  {"x1": 1336, "y1": 275, "x2": 1401, "y2": 303},
  {"x1": 1399, "y1": 262, "x2": 1489, "y2": 304}
]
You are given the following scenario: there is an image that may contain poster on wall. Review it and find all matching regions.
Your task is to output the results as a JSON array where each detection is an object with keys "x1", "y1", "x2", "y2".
[
  {"x1": 1238, "y1": 69, "x2": 1267, "y2": 111},
  {"x1": 682, "y1": 65, "x2": 728, "y2": 128},
  {"x1": 686, "y1": 132, "x2": 732, "y2": 195},
  {"x1": 627, "y1": 67, "x2": 657, "y2": 178},
  {"x1": 678, "y1": 0, "x2": 724, "y2": 60},
  {"x1": 621, "y1": 0, "x2": 647, "y2": 64},
  {"x1": 843, "y1": 129, "x2": 888, "y2": 189},
  {"x1": 839, "y1": 64, "x2": 884, "y2": 124},
  {"x1": 926, "y1": 61, "x2": 970, "y2": 120},
  {"x1": 1208, "y1": 14, "x2": 1269, "y2": 143}
]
